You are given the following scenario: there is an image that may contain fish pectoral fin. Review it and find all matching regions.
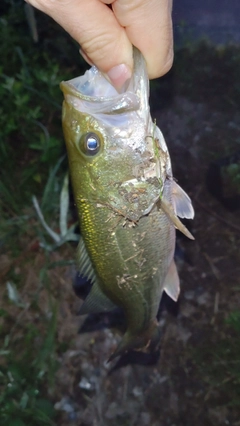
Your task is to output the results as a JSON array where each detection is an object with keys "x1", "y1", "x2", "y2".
[
  {"x1": 79, "y1": 281, "x2": 117, "y2": 315},
  {"x1": 163, "y1": 260, "x2": 180, "y2": 302},
  {"x1": 160, "y1": 199, "x2": 195, "y2": 240},
  {"x1": 172, "y1": 180, "x2": 195, "y2": 219}
]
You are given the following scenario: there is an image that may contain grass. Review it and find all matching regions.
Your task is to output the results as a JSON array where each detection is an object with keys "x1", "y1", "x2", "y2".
[
  {"x1": 0, "y1": 2, "x2": 82, "y2": 424},
  {"x1": 0, "y1": 244, "x2": 56, "y2": 424},
  {"x1": 193, "y1": 311, "x2": 240, "y2": 408},
  {"x1": 0, "y1": 0, "x2": 85, "y2": 218},
  {"x1": 221, "y1": 162, "x2": 240, "y2": 195},
  {"x1": 0, "y1": 306, "x2": 58, "y2": 426}
]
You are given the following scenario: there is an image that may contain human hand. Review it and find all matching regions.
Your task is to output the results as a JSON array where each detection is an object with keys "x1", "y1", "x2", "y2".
[{"x1": 25, "y1": 0, "x2": 173, "y2": 90}]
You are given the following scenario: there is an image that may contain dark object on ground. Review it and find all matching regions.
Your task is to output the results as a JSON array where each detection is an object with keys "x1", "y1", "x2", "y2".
[
  {"x1": 73, "y1": 273, "x2": 92, "y2": 300},
  {"x1": 206, "y1": 151, "x2": 240, "y2": 210},
  {"x1": 108, "y1": 349, "x2": 161, "y2": 373},
  {"x1": 158, "y1": 291, "x2": 179, "y2": 318},
  {"x1": 79, "y1": 310, "x2": 125, "y2": 333}
]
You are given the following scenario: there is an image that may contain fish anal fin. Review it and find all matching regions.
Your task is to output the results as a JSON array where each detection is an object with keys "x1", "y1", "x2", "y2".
[
  {"x1": 79, "y1": 281, "x2": 117, "y2": 315},
  {"x1": 163, "y1": 260, "x2": 180, "y2": 302},
  {"x1": 172, "y1": 180, "x2": 195, "y2": 219}
]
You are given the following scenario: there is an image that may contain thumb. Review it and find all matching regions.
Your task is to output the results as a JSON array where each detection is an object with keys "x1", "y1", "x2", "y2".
[{"x1": 27, "y1": 0, "x2": 133, "y2": 89}]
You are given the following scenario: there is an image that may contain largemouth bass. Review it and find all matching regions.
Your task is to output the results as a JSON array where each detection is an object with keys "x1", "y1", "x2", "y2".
[{"x1": 60, "y1": 49, "x2": 194, "y2": 360}]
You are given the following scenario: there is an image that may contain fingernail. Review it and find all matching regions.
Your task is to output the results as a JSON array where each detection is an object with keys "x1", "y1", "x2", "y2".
[{"x1": 106, "y1": 64, "x2": 132, "y2": 92}]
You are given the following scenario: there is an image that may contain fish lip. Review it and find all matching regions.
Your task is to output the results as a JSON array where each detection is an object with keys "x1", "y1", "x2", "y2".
[
  {"x1": 60, "y1": 71, "x2": 131, "y2": 103},
  {"x1": 60, "y1": 48, "x2": 149, "y2": 115},
  {"x1": 60, "y1": 79, "x2": 112, "y2": 101},
  {"x1": 60, "y1": 80, "x2": 140, "y2": 115}
]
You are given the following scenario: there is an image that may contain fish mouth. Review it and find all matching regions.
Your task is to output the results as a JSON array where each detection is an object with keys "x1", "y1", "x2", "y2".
[
  {"x1": 60, "y1": 74, "x2": 139, "y2": 115},
  {"x1": 60, "y1": 48, "x2": 149, "y2": 118},
  {"x1": 61, "y1": 82, "x2": 140, "y2": 115}
]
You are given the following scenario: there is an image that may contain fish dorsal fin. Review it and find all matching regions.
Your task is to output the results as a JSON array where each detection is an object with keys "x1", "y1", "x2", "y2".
[
  {"x1": 163, "y1": 260, "x2": 180, "y2": 302},
  {"x1": 77, "y1": 238, "x2": 117, "y2": 315},
  {"x1": 172, "y1": 180, "x2": 195, "y2": 219},
  {"x1": 160, "y1": 199, "x2": 195, "y2": 240},
  {"x1": 77, "y1": 238, "x2": 97, "y2": 284},
  {"x1": 79, "y1": 281, "x2": 117, "y2": 315}
]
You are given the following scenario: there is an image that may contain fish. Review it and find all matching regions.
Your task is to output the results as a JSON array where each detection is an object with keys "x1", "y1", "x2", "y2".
[{"x1": 60, "y1": 48, "x2": 194, "y2": 360}]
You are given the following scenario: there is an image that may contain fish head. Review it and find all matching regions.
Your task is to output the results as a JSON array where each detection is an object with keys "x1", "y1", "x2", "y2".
[{"x1": 60, "y1": 49, "x2": 171, "y2": 220}]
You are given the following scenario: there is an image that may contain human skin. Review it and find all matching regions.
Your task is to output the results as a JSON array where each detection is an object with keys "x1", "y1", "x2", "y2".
[{"x1": 25, "y1": 0, "x2": 173, "y2": 90}]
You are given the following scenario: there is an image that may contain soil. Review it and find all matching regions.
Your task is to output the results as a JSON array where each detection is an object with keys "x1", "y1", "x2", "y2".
[{"x1": 1, "y1": 59, "x2": 240, "y2": 426}]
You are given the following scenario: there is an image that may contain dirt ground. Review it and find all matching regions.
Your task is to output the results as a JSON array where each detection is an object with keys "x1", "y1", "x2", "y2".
[{"x1": 1, "y1": 91, "x2": 240, "y2": 425}]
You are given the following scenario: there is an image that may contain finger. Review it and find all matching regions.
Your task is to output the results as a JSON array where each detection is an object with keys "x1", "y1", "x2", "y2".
[
  {"x1": 113, "y1": 0, "x2": 173, "y2": 78},
  {"x1": 25, "y1": 0, "x2": 133, "y2": 89}
]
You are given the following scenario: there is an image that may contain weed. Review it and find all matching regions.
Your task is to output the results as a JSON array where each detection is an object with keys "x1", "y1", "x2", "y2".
[
  {"x1": 0, "y1": 3, "x2": 81, "y2": 424},
  {"x1": 194, "y1": 311, "x2": 240, "y2": 407},
  {"x1": 0, "y1": 313, "x2": 58, "y2": 426},
  {"x1": 0, "y1": 2, "x2": 83, "y2": 216},
  {"x1": 221, "y1": 163, "x2": 240, "y2": 195}
]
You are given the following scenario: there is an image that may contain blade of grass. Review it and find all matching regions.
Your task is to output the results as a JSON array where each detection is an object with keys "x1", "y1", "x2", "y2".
[
  {"x1": 59, "y1": 173, "x2": 69, "y2": 236},
  {"x1": 32, "y1": 196, "x2": 60, "y2": 243},
  {"x1": 41, "y1": 155, "x2": 65, "y2": 210}
]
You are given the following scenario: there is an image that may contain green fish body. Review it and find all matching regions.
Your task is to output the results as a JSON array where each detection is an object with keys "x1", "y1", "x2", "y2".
[{"x1": 60, "y1": 49, "x2": 194, "y2": 359}]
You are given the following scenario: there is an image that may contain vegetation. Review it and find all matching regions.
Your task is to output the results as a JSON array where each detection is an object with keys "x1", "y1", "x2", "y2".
[
  {"x1": 0, "y1": 2, "x2": 82, "y2": 424},
  {"x1": 222, "y1": 162, "x2": 240, "y2": 195},
  {"x1": 193, "y1": 312, "x2": 240, "y2": 409}
]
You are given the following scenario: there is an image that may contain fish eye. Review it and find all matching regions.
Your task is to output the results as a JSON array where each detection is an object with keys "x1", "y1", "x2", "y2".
[{"x1": 79, "y1": 132, "x2": 101, "y2": 156}]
